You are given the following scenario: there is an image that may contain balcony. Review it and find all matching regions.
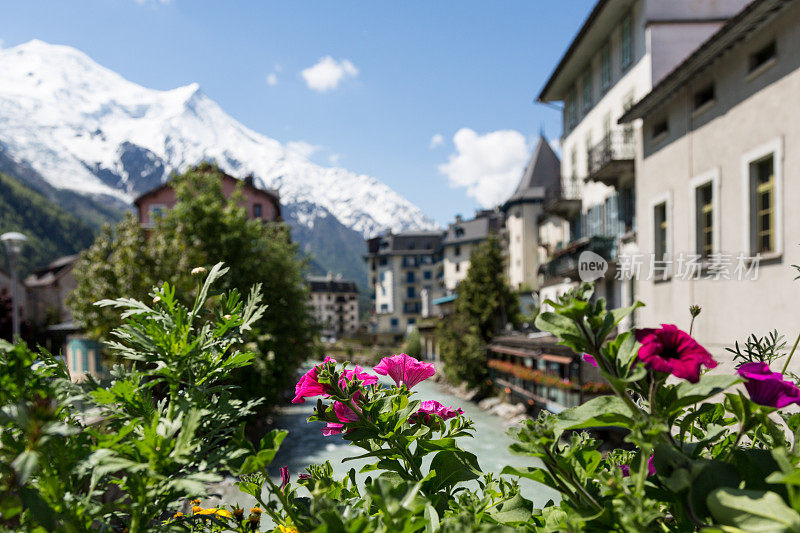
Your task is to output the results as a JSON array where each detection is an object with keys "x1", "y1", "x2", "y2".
[
  {"x1": 587, "y1": 129, "x2": 635, "y2": 187},
  {"x1": 543, "y1": 180, "x2": 581, "y2": 219},
  {"x1": 539, "y1": 235, "x2": 617, "y2": 283}
]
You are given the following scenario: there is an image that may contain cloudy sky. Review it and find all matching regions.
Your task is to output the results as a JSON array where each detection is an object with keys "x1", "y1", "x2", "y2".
[{"x1": 1, "y1": 0, "x2": 594, "y2": 226}]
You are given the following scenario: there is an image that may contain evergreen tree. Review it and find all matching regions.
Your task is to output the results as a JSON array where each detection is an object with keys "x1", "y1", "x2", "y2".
[
  {"x1": 439, "y1": 234, "x2": 519, "y2": 387},
  {"x1": 69, "y1": 163, "x2": 315, "y2": 415}
]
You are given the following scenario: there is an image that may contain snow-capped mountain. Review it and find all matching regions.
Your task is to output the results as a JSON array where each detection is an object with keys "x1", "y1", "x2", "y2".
[{"x1": 0, "y1": 39, "x2": 437, "y2": 239}]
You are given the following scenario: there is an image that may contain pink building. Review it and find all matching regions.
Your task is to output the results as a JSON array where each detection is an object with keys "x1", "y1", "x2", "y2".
[{"x1": 134, "y1": 170, "x2": 281, "y2": 226}]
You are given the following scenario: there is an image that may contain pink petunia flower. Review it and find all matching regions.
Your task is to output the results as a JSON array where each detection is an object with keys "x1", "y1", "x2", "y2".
[
  {"x1": 619, "y1": 454, "x2": 656, "y2": 477},
  {"x1": 635, "y1": 324, "x2": 716, "y2": 383},
  {"x1": 737, "y1": 362, "x2": 800, "y2": 408},
  {"x1": 321, "y1": 400, "x2": 361, "y2": 437},
  {"x1": 582, "y1": 353, "x2": 598, "y2": 368},
  {"x1": 280, "y1": 466, "x2": 289, "y2": 488},
  {"x1": 342, "y1": 365, "x2": 379, "y2": 387},
  {"x1": 373, "y1": 353, "x2": 436, "y2": 389},
  {"x1": 292, "y1": 356, "x2": 336, "y2": 404},
  {"x1": 410, "y1": 400, "x2": 464, "y2": 424}
]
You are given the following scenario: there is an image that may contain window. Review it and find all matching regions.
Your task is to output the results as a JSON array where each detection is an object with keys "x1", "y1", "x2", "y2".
[
  {"x1": 407, "y1": 286, "x2": 415, "y2": 298},
  {"x1": 455, "y1": 263, "x2": 461, "y2": 272},
  {"x1": 406, "y1": 271, "x2": 415, "y2": 282},
  {"x1": 408, "y1": 318, "x2": 416, "y2": 325},
  {"x1": 695, "y1": 183, "x2": 714, "y2": 257},
  {"x1": 582, "y1": 69, "x2": 592, "y2": 112},
  {"x1": 149, "y1": 204, "x2": 166, "y2": 221},
  {"x1": 751, "y1": 156, "x2": 775, "y2": 253},
  {"x1": 253, "y1": 203, "x2": 262, "y2": 218},
  {"x1": 423, "y1": 270, "x2": 432, "y2": 280},
  {"x1": 567, "y1": 86, "x2": 578, "y2": 128},
  {"x1": 621, "y1": 14, "x2": 632, "y2": 69},
  {"x1": 390, "y1": 317, "x2": 399, "y2": 327},
  {"x1": 570, "y1": 146, "x2": 577, "y2": 181},
  {"x1": 601, "y1": 42, "x2": 611, "y2": 92},
  {"x1": 653, "y1": 202, "x2": 668, "y2": 261},
  {"x1": 454, "y1": 245, "x2": 461, "y2": 256},
  {"x1": 749, "y1": 41, "x2": 777, "y2": 73},
  {"x1": 652, "y1": 119, "x2": 668, "y2": 140},
  {"x1": 693, "y1": 83, "x2": 715, "y2": 111}
]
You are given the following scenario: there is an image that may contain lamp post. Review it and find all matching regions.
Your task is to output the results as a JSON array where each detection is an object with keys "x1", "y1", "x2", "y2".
[{"x1": 1, "y1": 232, "x2": 27, "y2": 340}]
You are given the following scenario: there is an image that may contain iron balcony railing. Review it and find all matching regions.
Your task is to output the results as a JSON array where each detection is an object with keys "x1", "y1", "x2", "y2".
[
  {"x1": 587, "y1": 129, "x2": 635, "y2": 178},
  {"x1": 539, "y1": 235, "x2": 618, "y2": 281}
]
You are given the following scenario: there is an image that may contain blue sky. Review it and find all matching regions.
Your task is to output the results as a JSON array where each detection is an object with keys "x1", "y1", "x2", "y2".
[{"x1": 1, "y1": 0, "x2": 595, "y2": 226}]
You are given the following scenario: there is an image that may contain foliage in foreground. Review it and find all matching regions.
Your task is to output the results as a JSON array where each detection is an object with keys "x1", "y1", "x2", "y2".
[
  {"x1": 7, "y1": 266, "x2": 800, "y2": 532},
  {"x1": 68, "y1": 163, "x2": 315, "y2": 414}
]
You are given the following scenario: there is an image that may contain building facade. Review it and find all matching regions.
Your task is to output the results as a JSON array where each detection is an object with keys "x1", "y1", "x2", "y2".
[
  {"x1": 620, "y1": 0, "x2": 800, "y2": 366},
  {"x1": 536, "y1": 0, "x2": 749, "y2": 318},
  {"x1": 365, "y1": 231, "x2": 443, "y2": 344},
  {"x1": 134, "y1": 169, "x2": 281, "y2": 226},
  {"x1": 307, "y1": 275, "x2": 359, "y2": 339},
  {"x1": 441, "y1": 210, "x2": 505, "y2": 291}
]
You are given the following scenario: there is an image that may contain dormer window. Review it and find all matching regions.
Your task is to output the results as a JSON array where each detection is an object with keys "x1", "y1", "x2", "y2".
[
  {"x1": 749, "y1": 41, "x2": 777, "y2": 74},
  {"x1": 693, "y1": 83, "x2": 715, "y2": 112},
  {"x1": 652, "y1": 119, "x2": 668, "y2": 140},
  {"x1": 454, "y1": 226, "x2": 465, "y2": 238}
]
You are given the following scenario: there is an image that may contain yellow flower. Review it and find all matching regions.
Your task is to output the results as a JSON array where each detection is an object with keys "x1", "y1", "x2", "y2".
[
  {"x1": 173, "y1": 512, "x2": 184, "y2": 518},
  {"x1": 190, "y1": 499, "x2": 201, "y2": 506},
  {"x1": 250, "y1": 507, "x2": 263, "y2": 515},
  {"x1": 192, "y1": 505, "x2": 203, "y2": 514},
  {"x1": 277, "y1": 526, "x2": 299, "y2": 533}
]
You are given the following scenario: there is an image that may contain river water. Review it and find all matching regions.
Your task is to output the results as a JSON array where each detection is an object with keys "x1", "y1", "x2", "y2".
[{"x1": 212, "y1": 372, "x2": 559, "y2": 520}]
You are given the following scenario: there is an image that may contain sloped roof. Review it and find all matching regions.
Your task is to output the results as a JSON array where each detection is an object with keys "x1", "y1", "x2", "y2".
[
  {"x1": 443, "y1": 210, "x2": 504, "y2": 245},
  {"x1": 620, "y1": 0, "x2": 791, "y2": 123},
  {"x1": 503, "y1": 136, "x2": 561, "y2": 210}
]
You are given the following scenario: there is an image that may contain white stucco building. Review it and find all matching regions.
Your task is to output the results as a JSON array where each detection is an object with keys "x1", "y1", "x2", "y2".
[
  {"x1": 536, "y1": 0, "x2": 750, "y2": 318},
  {"x1": 307, "y1": 275, "x2": 360, "y2": 339},
  {"x1": 620, "y1": 0, "x2": 800, "y2": 366}
]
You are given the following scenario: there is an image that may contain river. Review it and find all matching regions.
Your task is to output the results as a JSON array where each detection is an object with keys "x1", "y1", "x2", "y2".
[{"x1": 213, "y1": 371, "x2": 559, "y2": 515}]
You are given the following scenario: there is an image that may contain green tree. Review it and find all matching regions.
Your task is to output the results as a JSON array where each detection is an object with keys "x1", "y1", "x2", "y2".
[
  {"x1": 402, "y1": 326, "x2": 422, "y2": 357},
  {"x1": 439, "y1": 234, "x2": 519, "y2": 386},
  {"x1": 68, "y1": 163, "x2": 315, "y2": 414}
]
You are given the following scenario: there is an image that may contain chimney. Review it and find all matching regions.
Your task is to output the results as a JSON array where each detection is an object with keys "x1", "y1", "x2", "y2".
[
  {"x1": 455, "y1": 214, "x2": 463, "y2": 223},
  {"x1": 244, "y1": 174, "x2": 255, "y2": 187}
]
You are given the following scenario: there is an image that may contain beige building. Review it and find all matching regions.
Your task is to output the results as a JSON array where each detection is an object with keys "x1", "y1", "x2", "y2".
[
  {"x1": 536, "y1": 0, "x2": 749, "y2": 317},
  {"x1": 502, "y1": 136, "x2": 564, "y2": 290},
  {"x1": 620, "y1": 0, "x2": 800, "y2": 364},
  {"x1": 307, "y1": 275, "x2": 359, "y2": 339},
  {"x1": 441, "y1": 210, "x2": 505, "y2": 291},
  {"x1": 365, "y1": 231, "x2": 443, "y2": 344}
]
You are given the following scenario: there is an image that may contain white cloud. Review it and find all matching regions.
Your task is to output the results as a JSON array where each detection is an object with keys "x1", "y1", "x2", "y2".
[
  {"x1": 266, "y1": 73, "x2": 278, "y2": 86},
  {"x1": 286, "y1": 141, "x2": 322, "y2": 159},
  {"x1": 328, "y1": 153, "x2": 342, "y2": 165},
  {"x1": 301, "y1": 56, "x2": 358, "y2": 92},
  {"x1": 438, "y1": 128, "x2": 530, "y2": 208},
  {"x1": 429, "y1": 133, "x2": 444, "y2": 149}
]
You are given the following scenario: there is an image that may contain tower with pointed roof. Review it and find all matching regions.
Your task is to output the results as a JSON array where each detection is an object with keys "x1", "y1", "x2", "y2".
[{"x1": 501, "y1": 135, "x2": 562, "y2": 289}]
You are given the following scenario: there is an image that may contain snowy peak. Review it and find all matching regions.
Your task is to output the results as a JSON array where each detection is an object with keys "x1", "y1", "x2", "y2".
[{"x1": 0, "y1": 40, "x2": 437, "y2": 237}]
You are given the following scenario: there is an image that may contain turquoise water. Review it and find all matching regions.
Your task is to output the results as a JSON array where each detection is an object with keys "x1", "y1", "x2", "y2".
[{"x1": 210, "y1": 371, "x2": 559, "y2": 520}]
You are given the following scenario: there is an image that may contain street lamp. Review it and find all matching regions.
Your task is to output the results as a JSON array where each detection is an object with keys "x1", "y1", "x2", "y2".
[{"x1": 1, "y1": 232, "x2": 27, "y2": 340}]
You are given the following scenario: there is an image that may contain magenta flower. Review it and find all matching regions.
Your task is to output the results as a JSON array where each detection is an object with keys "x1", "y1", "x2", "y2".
[
  {"x1": 280, "y1": 466, "x2": 289, "y2": 488},
  {"x1": 342, "y1": 365, "x2": 379, "y2": 387},
  {"x1": 635, "y1": 324, "x2": 716, "y2": 383},
  {"x1": 737, "y1": 362, "x2": 800, "y2": 408},
  {"x1": 410, "y1": 400, "x2": 464, "y2": 424},
  {"x1": 292, "y1": 356, "x2": 336, "y2": 404},
  {"x1": 583, "y1": 354, "x2": 598, "y2": 368},
  {"x1": 373, "y1": 353, "x2": 436, "y2": 389},
  {"x1": 321, "y1": 400, "x2": 361, "y2": 436},
  {"x1": 619, "y1": 455, "x2": 656, "y2": 477}
]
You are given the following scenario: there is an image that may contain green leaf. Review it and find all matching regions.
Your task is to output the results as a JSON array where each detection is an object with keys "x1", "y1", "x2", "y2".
[
  {"x1": 427, "y1": 450, "x2": 481, "y2": 492},
  {"x1": 489, "y1": 493, "x2": 534, "y2": 524},
  {"x1": 424, "y1": 504, "x2": 440, "y2": 533},
  {"x1": 707, "y1": 488, "x2": 800, "y2": 533},
  {"x1": 416, "y1": 438, "x2": 458, "y2": 453},
  {"x1": 671, "y1": 375, "x2": 742, "y2": 412},
  {"x1": 554, "y1": 395, "x2": 634, "y2": 434},
  {"x1": 11, "y1": 450, "x2": 39, "y2": 485}
]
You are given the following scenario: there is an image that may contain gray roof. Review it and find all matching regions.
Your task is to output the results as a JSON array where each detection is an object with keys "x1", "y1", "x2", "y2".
[
  {"x1": 307, "y1": 277, "x2": 359, "y2": 294},
  {"x1": 366, "y1": 230, "x2": 444, "y2": 256},
  {"x1": 620, "y1": 0, "x2": 791, "y2": 123},
  {"x1": 503, "y1": 135, "x2": 561, "y2": 210},
  {"x1": 443, "y1": 210, "x2": 504, "y2": 245}
]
